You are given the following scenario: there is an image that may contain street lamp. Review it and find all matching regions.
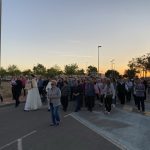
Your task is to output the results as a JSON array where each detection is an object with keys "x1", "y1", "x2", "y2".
[
  {"x1": 110, "y1": 59, "x2": 115, "y2": 77},
  {"x1": 0, "y1": 0, "x2": 2, "y2": 68},
  {"x1": 98, "y1": 45, "x2": 102, "y2": 73}
]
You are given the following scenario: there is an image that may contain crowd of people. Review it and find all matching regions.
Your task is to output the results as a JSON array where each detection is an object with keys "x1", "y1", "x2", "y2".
[{"x1": 8, "y1": 74, "x2": 150, "y2": 126}]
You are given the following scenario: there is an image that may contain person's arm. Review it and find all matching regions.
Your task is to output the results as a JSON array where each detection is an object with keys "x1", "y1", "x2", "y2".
[
  {"x1": 50, "y1": 88, "x2": 61, "y2": 99},
  {"x1": 111, "y1": 84, "x2": 115, "y2": 99}
]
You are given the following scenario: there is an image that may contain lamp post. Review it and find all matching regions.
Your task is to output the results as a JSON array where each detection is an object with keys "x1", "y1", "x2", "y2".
[
  {"x1": 0, "y1": 0, "x2": 2, "y2": 68},
  {"x1": 110, "y1": 59, "x2": 115, "y2": 77},
  {"x1": 98, "y1": 45, "x2": 102, "y2": 74}
]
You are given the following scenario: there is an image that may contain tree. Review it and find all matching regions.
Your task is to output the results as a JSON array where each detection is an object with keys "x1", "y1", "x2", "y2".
[
  {"x1": 124, "y1": 69, "x2": 137, "y2": 79},
  {"x1": 0, "y1": 67, "x2": 7, "y2": 77},
  {"x1": 76, "y1": 69, "x2": 85, "y2": 75},
  {"x1": 86, "y1": 65, "x2": 97, "y2": 75},
  {"x1": 128, "y1": 58, "x2": 137, "y2": 70},
  {"x1": 33, "y1": 64, "x2": 46, "y2": 75},
  {"x1": 64, "y1": 64, "x2": 78, "y2": 75},
  {"x1": 105, "y1": 69, "x2": 120, "y2": 78},
  {"x1": 22, "y1": 69, "x2": 32, "y2": 76},
  {"x1": 128, "y1": 53, "x2": 150, "y2": 77},
  {"x1": 7, "y1": 65, "x2": 21, "y2": 76},
  {"x1": 46, "y1": 65, "x2": 63, "y2": 78}
]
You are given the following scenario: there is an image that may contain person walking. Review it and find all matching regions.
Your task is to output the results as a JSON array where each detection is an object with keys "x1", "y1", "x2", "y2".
[
  {"x1": 85, "y1": 78, "x2": 95, "y2": 112},
  {"x1": 72, "y1": 81, "x2": 82, "y2": 112},
  {"x1": 117, "y1": 78, "x2": 126, "y2": 105},
  {"x1": 103, "y1": 79, "x2": 115, "y2": 114},
  {"x1": 24, "y1": 74, "x2": 42, "y2": 111},
  {"x1": 47, "y1": 80, "x2": 61, "y2": 126},
  {"x1": 61, "y1": 81, "x2": 70, "y2": 112},
  {"x1": 135, "y1": 79, "x2": 145, "y2": 112},
  {"x1": 14, "y1": 76, "x2": 22, "y2": 107}
]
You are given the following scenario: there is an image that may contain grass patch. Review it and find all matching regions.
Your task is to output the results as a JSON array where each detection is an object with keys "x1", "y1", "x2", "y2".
[{"x1": 0, "y1": 81, "x2": 12, "y2": 99}]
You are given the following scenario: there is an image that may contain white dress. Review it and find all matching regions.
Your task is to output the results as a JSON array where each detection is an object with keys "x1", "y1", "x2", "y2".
[{"x1": 24, "y1": 78, "x2": 42, "y2": 111}]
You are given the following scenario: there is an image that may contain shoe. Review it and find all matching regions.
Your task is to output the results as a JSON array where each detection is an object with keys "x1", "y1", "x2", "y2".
[
  {"x1": 56, "y1": 122, "x2": 59, "y2": 126},
  {"x1": 50, "y1": 123, "x2": 56, "y2": 126},
  {"x1": 112, "y1": 104, "x2": 115, "y2": 108},
  {"x1": 99, "y1": 103, "x2": 103, "y2": 106},
  {"x1": 24, "y1": 109, "x2": 29, "y2": 112},
  {"x1": 104, "y1": 110, "x2": 108, "y2": 114}
]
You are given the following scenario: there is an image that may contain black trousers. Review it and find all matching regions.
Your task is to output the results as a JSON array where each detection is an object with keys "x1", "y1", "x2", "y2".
[
  {"x1": 118, "y1": 93, "x2": 125, "y2": 104},
  {"x1": 137, "y1": 97, "x2": 145, "y2": 112},
  {"x1": 105, "y1": 95, "x2": 112, "y2": 112},
  {"x1": 0, "y1": 94, "x2": 3, "y2": 102},
  {"x1": 87, "y1": 96, "x2": 95, "y2": 112},
  {"x1": 126, "y1": 91, "x2": 132, "y2": 102},
  {"x1": 61, "y1": 96, "x2": 69, "y2": 111}
]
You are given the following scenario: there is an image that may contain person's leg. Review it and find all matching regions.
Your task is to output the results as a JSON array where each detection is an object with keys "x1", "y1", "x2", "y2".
[
  {"x1": 55, "y1": 106, "x2": 60, "y2": 125},
  {"x1": 141, "y1": 97, "x2": 145, "y2": 112},
  {"x1": 64, "y1": 96, "x2": 68, "y2": 111},
  {"x1": 105, "y1": 97, "x2": 109, "y2": 112},
  {"x1": 107, "y1": 96, "x2": 112, "y2": 112},
  {"x1": 133, "y1": 95, "x2": 138, "y2": 106},
  {"x1": 50, "y1": 104, "x2": 56, "y2": 125},
  {"x1": 12, "y1": 87, "x2": 15, "y2": 100},
  {"x1": 75, "y1": 96, "x2": 80, "y2": 112},
  {"x1": 0, "y1": 94, "x2": 3, "y2": 102},
  {"x1": 61, "y1": 96, "x2": 65, "y2": 111},
  {"x1": 136, "y1": 97, "x2": 140, "y2": 111}
]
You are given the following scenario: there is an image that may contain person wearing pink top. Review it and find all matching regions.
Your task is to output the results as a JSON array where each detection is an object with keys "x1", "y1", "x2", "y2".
[{"x1": 21, "y1": 76, "x2": 27, "y2": 96}]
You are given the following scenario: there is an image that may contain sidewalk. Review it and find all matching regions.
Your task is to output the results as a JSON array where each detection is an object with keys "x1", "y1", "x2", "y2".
[
  {"x1": 120, "y1": 93, "x2": 150, "y2": 116},
  {"x1": 72, "y1": 107, "x2": 150, "y2": 150}
]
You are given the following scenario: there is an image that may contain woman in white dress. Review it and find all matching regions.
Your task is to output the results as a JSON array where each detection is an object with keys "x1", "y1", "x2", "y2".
[{"x1": 24, "y1": 75, "x2": 42, "y2": 111}]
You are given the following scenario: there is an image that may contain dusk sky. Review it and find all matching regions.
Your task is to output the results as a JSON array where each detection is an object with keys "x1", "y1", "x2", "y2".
[{"x1": 1, "y1": 0, "x2": 150, "y2": 74}]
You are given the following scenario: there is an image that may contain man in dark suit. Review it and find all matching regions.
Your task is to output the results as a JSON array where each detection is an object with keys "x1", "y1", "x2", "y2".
[
  {"x1": 14, "y1": 76, "x2": 22, "y2": 107},
  {"x1": 117, "y1": 78, "x2": 126, "y2": 105}
]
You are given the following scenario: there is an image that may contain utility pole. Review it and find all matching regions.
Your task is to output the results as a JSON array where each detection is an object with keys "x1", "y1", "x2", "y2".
[
  {"x1": 0, "y1": 0, "x2": 2, "y2": 68},
  {"x1": 110, "y1": 59, "x2": 115, "y2": 78},
  {"x1": 98, "y1": 45, "x2": 102, "y2": 73}
]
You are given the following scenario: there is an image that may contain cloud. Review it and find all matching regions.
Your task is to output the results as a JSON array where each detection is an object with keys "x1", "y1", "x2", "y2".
[
  {"x1": 61, "y1": 54, "x2": 92, "y2": 58},
  {"x1": 67, "y1": 40, "x2": 81, "y2": 44},
  {"x1": 48, "y1": 51, "x2": 92, "y2": 58}
]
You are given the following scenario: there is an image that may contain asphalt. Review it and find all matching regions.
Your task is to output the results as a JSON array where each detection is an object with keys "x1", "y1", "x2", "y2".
[
  {"x1": 0, "y1": 104, "x2": 120, "y2": 150},
  {"x1": 0, "y1": 94, "x2": 150, "y2": 150}
]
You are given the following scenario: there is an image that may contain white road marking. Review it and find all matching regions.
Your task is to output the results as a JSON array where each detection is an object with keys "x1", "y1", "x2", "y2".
[
  {"x1": 70, "y1": 113, "x2": 127, "y2": 150},
  {"x1": 17, "y1": 139, "x2": 23, "y2": 150},
  {"x1": 64, "y1": 113, "x2": 72, "y2": 118},
  {"x1": 21, "y1": 130, "x2": 37, "y2": 139},
  {"x1": 0, "y1": 130, "x2": 37, "y2": 150}
]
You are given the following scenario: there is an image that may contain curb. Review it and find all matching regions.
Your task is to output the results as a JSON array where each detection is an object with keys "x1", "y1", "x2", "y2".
[
  {"x1": 123, "y1": 105, "x2": 133, "y2": 112},
  {"x1": 144, "y1": 111, "x2": 150, "y2": 117},
  {"x1": 121, "y1": 104, "x2": 150, "y2": 117},
  {"x1": 0, "y1": 101, "x2": 25, "y2": 108}
]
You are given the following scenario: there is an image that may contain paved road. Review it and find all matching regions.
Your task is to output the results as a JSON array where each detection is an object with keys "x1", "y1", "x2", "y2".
[
  {"x1": 0, "y1": 104, "x2": 120, "y2": 150},
  {"x1": 0, "y1": 98, "x2": 150, "y2": 150}
]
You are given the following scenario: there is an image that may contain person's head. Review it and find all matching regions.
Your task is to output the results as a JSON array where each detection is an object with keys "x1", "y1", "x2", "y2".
[
  {"x1": 64, "y1": 81, "x2": 68, "y2": 85},
  {"x1": 51, "y1": 80, "x2": 57, "y2": 87}
]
